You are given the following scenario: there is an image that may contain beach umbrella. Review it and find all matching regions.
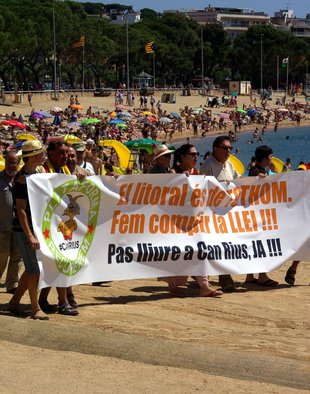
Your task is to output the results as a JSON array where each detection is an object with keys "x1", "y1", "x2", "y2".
[
  {"x1": 143, "y1": 111, "x2": 153, "y2": 116},
  {"x1": 1, "y1": 120, "x2": 26, "y2": 129},
  {"x1": 109, "y1": 119, "x2": 125, "y2": 125},
  {"x1": 71, "y1": 104, "x2": 83, "y2": 110},
  {"x1": 219, "y1": 113, "x2": 231, "y2": 119},
  {"x1": 236, "y1": 108, "x2": 246, "y2": 114},
  {"x1": 160, "y1": 117, "x2": 172, "y2": 124},
  {"x1": 16, "y1": 133, "x2": 38, "y2": 141},
  {"x1": 31, "y1": 112, "x2": 45, "y2": 119},
  {"x1": 18, "y1": 114, "x2": 24, "y2": 123},
  {"x1": 51, "y1": 106, "x2": 63, "y2": 113},
  {"x1": 193, "y1": 107, "x2": 204, "y2": 113},
  {"x1": 271, "y1": 157, "x2": 285, "y2": 173},
  {"x1": 124, "y1": 138, "x2": 159, "y2": 153},
  {"x1": 64, "y1": 134, "x2": 83, "y2": 144},
  {"x1": 119, "y1": 111, "x2": 132, "y2": 118},
  {"x1": 117, "y1": 123, "x2": 128, "y2": 129},
  {"x1": 80, "y1": 118, "x2": 101, "y2": 125},
  {"x1": 148, "y1": 116, "x2": 157, "y2": 123},
  {"x1": 67, "y1": 122, "x2": 81, "y2": 128},
  {"x1": 171, "y1": 112, "x2": 181, "y2": 118},
  {"x1": 109, "y1": 111, "x2": 117, "y2": 117},
  {"x1": 37, "y1": 111, "x2": 52, "y2": 118},
  {"x1": 228, "y1": 154, "x2": 245, "y2": 175}
]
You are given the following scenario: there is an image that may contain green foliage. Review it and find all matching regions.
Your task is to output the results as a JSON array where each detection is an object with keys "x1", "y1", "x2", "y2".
[
  {"x1": 0, "y1": 1, "x2": 309, "y2": 89},
  {"x1": 140, "y1": 8, "x2": 159, "y2": 20}
]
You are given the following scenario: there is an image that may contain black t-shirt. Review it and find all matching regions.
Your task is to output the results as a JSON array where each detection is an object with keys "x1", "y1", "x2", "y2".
[
  {"x1": 248, "y1": 164, "x2": 268, "y2": 177},
  {"x1": 12, "y1": 169, "x2": 33, "y2": 232}
]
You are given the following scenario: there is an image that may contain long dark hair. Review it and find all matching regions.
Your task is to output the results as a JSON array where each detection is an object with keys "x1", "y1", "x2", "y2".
[{"x1": 172, "y1": 144, "x2": 195, "y2": 167}]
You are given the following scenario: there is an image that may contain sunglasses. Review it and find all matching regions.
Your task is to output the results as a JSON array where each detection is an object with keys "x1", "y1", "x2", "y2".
[
  {"x1": 187, "y1": 152, "x2": 199, "y2": 157},
  {"x1": 217, "y1": 146, "x2": 232, "y2": 151}
]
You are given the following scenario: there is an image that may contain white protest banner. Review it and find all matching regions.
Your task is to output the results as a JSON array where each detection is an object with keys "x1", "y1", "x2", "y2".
[{"x1": 26, "y1": 172, "x2": 310, "y2": 288}]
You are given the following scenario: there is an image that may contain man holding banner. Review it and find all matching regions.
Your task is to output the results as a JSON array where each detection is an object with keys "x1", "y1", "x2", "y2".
[{"x1": 200, "y1": 136, "x2": 240, "y2": 292}]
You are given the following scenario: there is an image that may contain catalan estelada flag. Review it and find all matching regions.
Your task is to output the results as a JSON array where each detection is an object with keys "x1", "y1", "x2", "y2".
[
  {"x1": 145, "y1": 42, "x2": 155, "y2": 54},
  {"x1": 72, "y1": 36, "x2": 85, "y2": 48}
]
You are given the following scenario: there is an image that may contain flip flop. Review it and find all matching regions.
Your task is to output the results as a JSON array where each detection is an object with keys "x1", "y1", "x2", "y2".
[
  {"x1": 258, "y1": 279, "x2": 279, "y2": 287},
  {"x1": 204, "y1": 290, "x2": 223, "y2": 297}
]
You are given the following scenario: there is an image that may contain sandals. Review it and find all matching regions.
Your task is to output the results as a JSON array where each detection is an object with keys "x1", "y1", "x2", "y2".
[
  {"x1": 67, "y1": 293, "x2": 78, "y2": 309},
  {"x1": 39, "y1": 301, "x2": 58, "y2": 313},
  {"x1": 257, "y1": 279, "x2": 279, "y2": 287},
  {"x1": 58, "y1": 303, "x2": 79, "y2": 316},
  {"x1": 31, "y1": 308, "x2": 49, "y2": 321},
  {"x1": 202, "y1": 289, "x2": 223, "y2": 298},
  {"x1": 285, "y1": 268, "x2": 296, "y2": 286}
]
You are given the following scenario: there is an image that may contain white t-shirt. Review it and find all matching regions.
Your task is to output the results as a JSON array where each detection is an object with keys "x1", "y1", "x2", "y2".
[{"x1": 200, "y1": 155, "x2": 240, "y2": 182}]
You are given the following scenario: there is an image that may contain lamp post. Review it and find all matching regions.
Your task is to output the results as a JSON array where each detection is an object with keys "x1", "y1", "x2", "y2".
[
  {"x1": 126, "y1": 10, "x2": 130, "y2": 103},
  {"x1": 260, "y1": 33, "x2": 264, "y2": 91},
  {"x1": 201, "y1": 24, "x2": 204, "y2": 94},
  {"x1": 52, "y1": 0, "x2": 57, "y2": 100}
]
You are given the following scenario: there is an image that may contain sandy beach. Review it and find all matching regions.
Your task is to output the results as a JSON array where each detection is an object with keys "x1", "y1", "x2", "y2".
[
  {"x1": 1, "y1": 90, "x2": 310, "y2": 146},
  {"x1": 0, "y1": 264, "x2": 309, "y2": 393},
  {"x1": 0, "y1": 90, "x2": 309, "y2": 393}
]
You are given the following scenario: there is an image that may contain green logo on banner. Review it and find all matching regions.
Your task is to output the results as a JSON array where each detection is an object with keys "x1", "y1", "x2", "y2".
[{"x1": 42, "y1": 179, "x2": 100, "y2": 276}]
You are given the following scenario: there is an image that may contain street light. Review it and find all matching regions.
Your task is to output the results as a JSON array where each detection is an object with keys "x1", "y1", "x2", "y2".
[
  {"x1": 260, "y1": 33, "x2": 264, "y2": 91},
  {"x1": 53, "y1": 0, "x2": 57, "y2": 100},
  {"x1": 201, "y1": 24, "x2": 205, "y2": 94},
  {"x1": 126, "y1": 10, "x2": 130, "y2": 103}
]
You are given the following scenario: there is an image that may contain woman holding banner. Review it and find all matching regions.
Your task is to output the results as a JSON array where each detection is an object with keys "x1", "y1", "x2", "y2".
[{"x1": 159, "y1": 144, "x2": 223, "y2": 297}]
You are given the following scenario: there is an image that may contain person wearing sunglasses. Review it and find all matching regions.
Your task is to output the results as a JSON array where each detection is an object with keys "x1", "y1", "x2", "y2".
[
  {"x1": 200, "y1": 136, "x2": 240, "y2": 293},
  {"x1": 172, "y1": 144, "x2": 199, "y2": 176}
]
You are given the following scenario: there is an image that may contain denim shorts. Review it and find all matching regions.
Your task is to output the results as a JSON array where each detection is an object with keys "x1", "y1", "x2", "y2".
[{"x1": 14, "y1": 232, "x2": 40, "y2": 274}]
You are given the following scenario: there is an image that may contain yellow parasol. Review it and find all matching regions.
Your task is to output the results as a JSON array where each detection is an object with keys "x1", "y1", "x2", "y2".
[
  {"x1": 16, "y1": 134, "x2": 38, "y2": 141},
  {"x1": 64, "y1": 134, "x2": 83, "y2": 144},
  {"x1": 229, "y1": 153, "x2": 245, "y2": 175},
  {"x1": 271, "y1": 157, "x2": 285, "y2": 173}
]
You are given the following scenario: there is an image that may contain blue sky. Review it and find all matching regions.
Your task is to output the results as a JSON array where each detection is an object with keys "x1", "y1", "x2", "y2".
[{"x1": 81, "y1": 1, "x2": 309, "y2": 17}]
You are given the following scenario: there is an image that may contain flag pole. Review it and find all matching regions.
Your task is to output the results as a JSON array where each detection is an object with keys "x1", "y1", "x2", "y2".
[
  {"x1": 126, "y1": 11, "x2": 130, "y2": 103},
  {"x1": 153, "y1": 52, "x2": 156, "y2": 91},
  {"x1": 286, "y1": 57, "x2": 289, "y2": 94},
  {"x1": 276, "y1": 56, "x2": 279, "y2": 91},
  {"x1": 82, "y1": 37, "x2": 85, "y2": 95},
  {"x1": 52, "y1": 0, "x2": 58, "y2": 100}
]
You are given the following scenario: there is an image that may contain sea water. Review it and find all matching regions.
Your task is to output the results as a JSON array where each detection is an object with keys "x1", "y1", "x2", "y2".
[{"x1": 176, "y1": 125, "x2": 310, "y2": 171}]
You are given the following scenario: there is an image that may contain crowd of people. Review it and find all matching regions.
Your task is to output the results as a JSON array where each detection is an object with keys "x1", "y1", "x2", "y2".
[{"x1": 0, "y1": 92, "x2": 308, "y2": 319}]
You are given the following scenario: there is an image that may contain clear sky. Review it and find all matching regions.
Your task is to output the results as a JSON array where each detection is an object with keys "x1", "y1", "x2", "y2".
[{"x1": 81, "y1": 0, "x2": 309, "y2": 18}]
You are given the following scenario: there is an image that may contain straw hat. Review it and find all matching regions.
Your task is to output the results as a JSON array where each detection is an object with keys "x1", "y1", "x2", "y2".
[
  {"x1": 19, "y1": 140, "x2": 46, "y2": 158},
  {"x1": 153, "y1": 144, "x2": 174, "y2": 159}
]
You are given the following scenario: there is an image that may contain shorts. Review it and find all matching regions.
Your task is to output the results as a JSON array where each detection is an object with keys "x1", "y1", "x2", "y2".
[{"x1": 14, "y1": 232, "x2": 40, "y2": 274}]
